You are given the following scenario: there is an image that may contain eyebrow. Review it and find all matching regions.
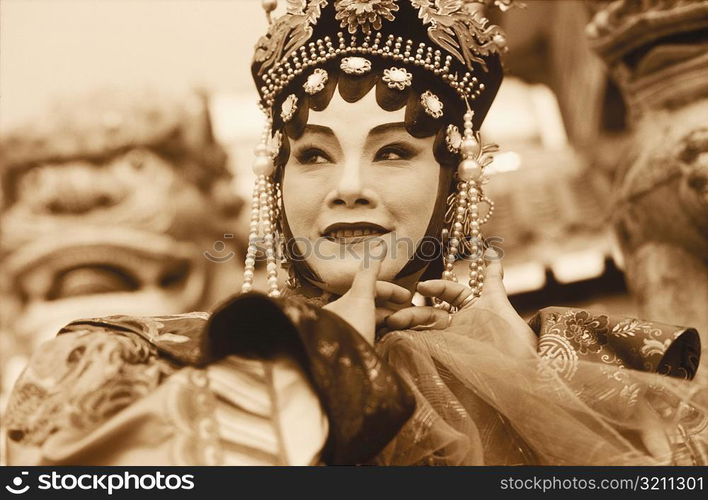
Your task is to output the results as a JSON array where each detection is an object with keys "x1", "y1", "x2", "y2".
[
  {"x1": 367, "y1": 122, "x2": 407, "y2": 139},
  {"x1": 302, "y1": 124, "x2": 334, "y2": 137},
  {"x1": 303, "y1": 122, "x2": 407, "y2": 140}
]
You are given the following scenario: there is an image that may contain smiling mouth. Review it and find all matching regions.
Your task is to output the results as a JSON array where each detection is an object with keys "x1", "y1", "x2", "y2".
[{"x1": 322, "y1": 223, "x2": 391, "y2": 244}]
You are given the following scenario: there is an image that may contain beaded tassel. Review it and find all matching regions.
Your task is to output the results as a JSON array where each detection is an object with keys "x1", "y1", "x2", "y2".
[
  {"x1": 439, "y1": 108, "x2": 498, "y2": 309},
  {"x1": 241, "y1": 117, "x2": 281, "y2": 298}
]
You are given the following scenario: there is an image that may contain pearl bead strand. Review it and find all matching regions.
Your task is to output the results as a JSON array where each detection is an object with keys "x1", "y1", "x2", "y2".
[
  {"x1": 242, "y1": 118, "x2": 281, "y2": 297},
  {"x1": 441, "y1": 108, "x2": 497, "y2": 303}
]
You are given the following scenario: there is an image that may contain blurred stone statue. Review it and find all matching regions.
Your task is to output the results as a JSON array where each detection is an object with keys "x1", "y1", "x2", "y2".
[
  {"x1": 0, "y1": 88, "x2": 244, "y2": 397},
  {"x1": 587, "y1": 0, "x2": 708, "y2": 378}
]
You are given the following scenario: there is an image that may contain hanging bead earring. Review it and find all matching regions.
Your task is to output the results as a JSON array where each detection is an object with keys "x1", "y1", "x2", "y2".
[
  {"x1": 458, "y1": 109, "x2": 485, "y2": 297},
  {"x1": 241, "y1": 116, "x2": 282, "y2": 298},
  {"x1": 440, "y1": 104, "x2": 498, "y2": 308}
]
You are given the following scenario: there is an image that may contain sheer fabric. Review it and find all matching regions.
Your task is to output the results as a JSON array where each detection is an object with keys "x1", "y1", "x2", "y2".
[{"x1": 375, "y1": 304, "x2": 706, "y2": 465}]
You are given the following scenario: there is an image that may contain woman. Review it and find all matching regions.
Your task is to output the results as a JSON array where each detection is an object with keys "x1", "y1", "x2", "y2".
[{"x1": 5, "y1": 0, "x2": 707, "y2": 465}]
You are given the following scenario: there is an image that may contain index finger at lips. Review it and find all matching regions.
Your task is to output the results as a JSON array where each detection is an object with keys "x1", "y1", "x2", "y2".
[
  {"x1": 416, "y1": 280, "x2": 472, "y2": 307},
  {"x1": 375, "y1": 281, "x2": 412, "y2": 305},
  {"x1": 348, "y1": 240, "x2": 386, "y2": 300}
]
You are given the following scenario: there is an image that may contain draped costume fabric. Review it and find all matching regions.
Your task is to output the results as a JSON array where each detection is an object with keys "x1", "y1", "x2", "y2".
[{"x1": 4, "y1": 293, "x2": 706, "y2": 465}]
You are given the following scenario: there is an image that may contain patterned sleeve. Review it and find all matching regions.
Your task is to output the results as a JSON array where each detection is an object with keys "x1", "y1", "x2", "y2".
[
  {"x1": 529, "y1": 306, "x2": 701, "y2": 380},
  {"x1": 206, "y1": 292, "x2": 416, "y2": 465},
  {"x1": 4, "y1": 326, "x2": 178, "y2": 464},
  {"x1": 528, "y1": 307, "x2": 701, "y2": 418}
]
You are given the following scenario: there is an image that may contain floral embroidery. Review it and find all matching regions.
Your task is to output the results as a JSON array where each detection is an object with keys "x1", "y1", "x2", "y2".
[
  {"x1": 619, "y1": 381, "x2": 641, "y2": 408},
  {"x1": 382, "y1": 67, "x2": 413, "y2": 90},
  {"x1": 4, "y1": 328, "x2": 175, "y2": 446},
  {"x1": 70, "y1": 313, "x2": 209, "y2": 365},
  {"x1": 340, "y1": 56, "x2": 372, "y2": 75},
  {"x1": 641, "y1": 337, "x2": 672, "y2": 358},
  {"x1": 334, "y1": 0, "x2": 399, "y2": 35},
  {"x1": 420, "y1": 90, "x2": 444, "y2": 118},
  {"x1": 559, "y1": 310, "x2": 609, "y2": 355},
  {"x1": 611, "y1": 317, "x2": 662, "y2": 339},
  {"x1": 303, "y1": 68, "x2": 329, "y2": 95},
  {"x1": 280, "y1": 94, "x2": 298, "y2": 122}
]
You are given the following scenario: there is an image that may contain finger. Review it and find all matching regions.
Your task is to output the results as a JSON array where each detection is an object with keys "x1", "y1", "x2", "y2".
[
  {"x1": 416, "y1": 280, "x2": 473, "y2": 308},
  {"x1": 375, "y1": 281, "x2": 412, "y2": 306},
  {"x1": 375, "y1": 307, "x2": 394, "y2": 327},
  {"x1": 348, "y1": 240, "x2": 387, "y2": 300},
  {"x1": 483, "y1": 247, "x2": 506, "y2": 292},
  {"x1": 386, "y1": 306, "x2": 450, "y2": 331}
]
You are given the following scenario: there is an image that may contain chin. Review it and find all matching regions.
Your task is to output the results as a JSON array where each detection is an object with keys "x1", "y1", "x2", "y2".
[{"x1": 308, "y1": 258, "x2": 404, "y2": 296}]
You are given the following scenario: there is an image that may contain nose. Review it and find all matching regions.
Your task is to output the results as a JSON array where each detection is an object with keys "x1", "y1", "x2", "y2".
[{"x1": 326, "y1": 160, "x2": 377, "y2": 208}]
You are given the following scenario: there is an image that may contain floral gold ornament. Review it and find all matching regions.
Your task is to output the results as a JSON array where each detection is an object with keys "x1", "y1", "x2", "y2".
[
  {"x1": 340, "y1": 56, "x2": 372, "y2": 75},
  {"x1": 446, "y1": 124, "x2": 462, "y2": 153},
  {"x1": 334, "y1": 0, "x2": 399, "y2": 35},
  {"x1": 280, "y1": 94, "x2": 299, "y2": 122},
  {"x1": 269, "y1": 130, "x2": 283, "y2": 157},
  {"x1": 303, "y1": 68, "x2": 329, "y2": 94},
  {"x1": 382, "y1": 67, "x2": 413, "y2": 90},
  {"x1": 420, "y1": 90, "x2": 444, "y2": 118}
]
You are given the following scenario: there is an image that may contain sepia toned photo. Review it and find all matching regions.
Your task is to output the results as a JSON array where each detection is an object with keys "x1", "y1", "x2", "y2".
[{"x1": 0, "y1": 0, "x2": 706, "y2": 470}]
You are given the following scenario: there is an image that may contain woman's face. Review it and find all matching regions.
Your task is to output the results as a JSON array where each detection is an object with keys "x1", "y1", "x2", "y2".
[{"x1": 282, "y1": 90, "x2": 441, "y2": 295}]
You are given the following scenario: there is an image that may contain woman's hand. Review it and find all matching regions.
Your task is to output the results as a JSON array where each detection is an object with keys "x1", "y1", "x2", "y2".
[
  {"x1": 323, "y1": 241, "x2": 411, "y2": 344},
  {"x1": 385, "y1": 249, "x2": 537, "y2": 353}
]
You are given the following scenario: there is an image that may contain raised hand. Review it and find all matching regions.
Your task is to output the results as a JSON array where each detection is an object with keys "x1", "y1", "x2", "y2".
[
  {"x1": 385, "y1": 248, "x2": 537, "y2": 355},
  {"x1": 323, "y1": 241, "x2": 412, "y2": 344}
]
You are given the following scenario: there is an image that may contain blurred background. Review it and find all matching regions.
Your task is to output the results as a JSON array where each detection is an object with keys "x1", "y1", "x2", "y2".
[{"x1": 2, "y1": 0, "x2": 707, "y2": 413}]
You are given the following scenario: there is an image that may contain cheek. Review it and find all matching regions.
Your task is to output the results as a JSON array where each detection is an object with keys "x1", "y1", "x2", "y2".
[
  {"x1": 387, "y1": 165, "x2": 441, "y2": 236},
  {"x1": 281, "y1": 169, "x2": 323, "y2": 236}
]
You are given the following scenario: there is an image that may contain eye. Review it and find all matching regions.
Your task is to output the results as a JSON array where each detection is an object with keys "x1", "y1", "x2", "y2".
[
  {"x1": 295, "y1": 147, "x2": 332, "y2": 165},
  {"x1": 46, "y1": 265, "x2": 140, "y2": 300},
  {"x1": 375, "y1": 143, "x2": 415, "y2": 162}
]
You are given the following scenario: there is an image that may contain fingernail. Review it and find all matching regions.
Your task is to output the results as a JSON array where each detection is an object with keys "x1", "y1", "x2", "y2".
[{"x1": 484, "y1": 247, "x2": 499, "y2": 259}]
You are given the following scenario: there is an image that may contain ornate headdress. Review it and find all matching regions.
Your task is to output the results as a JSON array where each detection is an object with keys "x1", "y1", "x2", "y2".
[{"x1": 243, "y1": 0, "x2": 514, "y2": 307}]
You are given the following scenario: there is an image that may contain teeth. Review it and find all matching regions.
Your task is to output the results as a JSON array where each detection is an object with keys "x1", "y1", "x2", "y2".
[{"x1": 328, "y1": 227, "x2": 385, "y2": 239}]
